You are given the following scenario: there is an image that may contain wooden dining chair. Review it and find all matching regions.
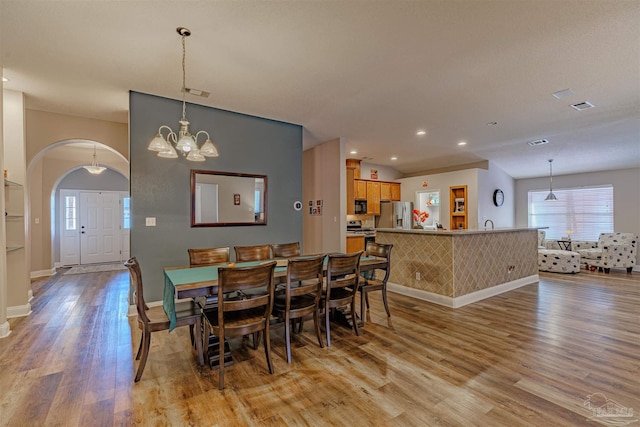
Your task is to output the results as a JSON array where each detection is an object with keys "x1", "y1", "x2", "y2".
[
  {"x1": 124, "y1": 257, "x2": 202, "y2": 382},
  {"x1": 188, "y1": 246, "x2": 230, "y2": 266},
  {"x1": 187, "y1": 247, "x2": 231, "y2": 355},
  {"x1": 270, "y1": 242, "x2": 301, "y2": 258},
  {"x1": 320, "y1": 251, "x2": 363, "y2": 347},
  {"x1": 359, "y1": 242, "x2": 393, "y2": 325},
  {"x1": 203, "y1": 261, "x2": 277, "y2": 390},
  {"x1": 272, "y1": 254, "x2": 325, "y2": 363},
  {"x1": 234, "y1": 244, "x2": 272, "y2": 262}
]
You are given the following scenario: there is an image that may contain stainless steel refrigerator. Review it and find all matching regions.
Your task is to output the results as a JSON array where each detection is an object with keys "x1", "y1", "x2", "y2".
[{"x1": 376, "y1": 201, "x2": 413, "y2": 229}]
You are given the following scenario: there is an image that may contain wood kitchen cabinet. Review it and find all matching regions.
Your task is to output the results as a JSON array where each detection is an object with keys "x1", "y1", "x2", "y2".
[
  {"x1": 380, "y1": 182, "x2": 391, "y2": 201},
  {"x1": 367, "y1": 181, "x2": 381, "y2": 215},
  {"x1": 354, "y1": 179, "x2": 367, "y2": 200},
  {"x1": 346, "y1": 168, "x2": 355, "y2": 214},
  {"x1": 346, "y1": 235, "x2": 365, "y2": 253},
  {"x1": 391, "y1": 183, "x2": 401, "y2": 201}
]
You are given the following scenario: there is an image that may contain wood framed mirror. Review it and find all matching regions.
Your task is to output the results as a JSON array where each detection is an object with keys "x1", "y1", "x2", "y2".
[{"x1": 191, "y1": 170, "x2": 267, "y2": 227}]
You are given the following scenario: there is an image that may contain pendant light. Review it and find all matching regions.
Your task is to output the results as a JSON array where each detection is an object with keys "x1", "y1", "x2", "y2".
[
  {"x1": 83, "y1": 145, "x2": 107, "y2": 175},
  {"x1": 147, "y1": 27, "x2": 219, "y2": 161},
  {"x1": 544, "y1": 159, "x2": 557, "y2": 201}
]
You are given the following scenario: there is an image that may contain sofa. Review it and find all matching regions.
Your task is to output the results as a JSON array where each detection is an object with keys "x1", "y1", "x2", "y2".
[
  {"x1": 574, "y1": 232, "x2": 637, "y2": 274},
  {"x1": 537, "y1": 230, "x2": 581, "y2": 274}
]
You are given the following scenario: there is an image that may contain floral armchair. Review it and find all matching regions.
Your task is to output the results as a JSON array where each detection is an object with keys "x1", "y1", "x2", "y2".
[{"x1": 574, "y1": 232, "x2": 637, "y2": 274}]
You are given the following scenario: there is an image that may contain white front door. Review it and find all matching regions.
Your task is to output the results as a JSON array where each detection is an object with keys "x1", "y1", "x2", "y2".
[{"x1": 79, "y1": 191, "x2": 121, "y2": 264}]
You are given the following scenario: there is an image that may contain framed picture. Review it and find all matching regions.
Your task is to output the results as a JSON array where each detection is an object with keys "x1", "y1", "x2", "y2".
[{"x1": 234, "y1": 194, "x2": 240, "y2": 205}]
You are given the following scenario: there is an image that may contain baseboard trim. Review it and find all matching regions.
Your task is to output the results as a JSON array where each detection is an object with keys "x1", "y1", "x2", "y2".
[
  {"x1": 0, "y1": 321, "x2": 11, "y2": 338},
  {"x1": 31, "y1": 268, "x2": 56, "y2": 279},
  {"x1": 28, "y1": 290, "x2": 33, "y2": 302},
  {"x1": 388, "y1": 275, "x2": 539, "y2": 308},
  {"x1": 7, "y1": 303, "x2": 32, "y2": 319}
]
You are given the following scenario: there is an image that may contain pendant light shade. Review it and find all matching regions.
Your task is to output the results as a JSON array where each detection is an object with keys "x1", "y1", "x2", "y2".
[
  {"x1": 545, "y1": 159, "x2": 557, "y2": 201},
  {"x1": 83, "y1": 145, "x2": 107, "y2": 175}
]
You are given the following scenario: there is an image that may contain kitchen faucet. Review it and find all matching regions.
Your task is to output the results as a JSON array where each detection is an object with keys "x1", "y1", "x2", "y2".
[{"x1": 484, "y1": 219, "x2": 494, "y2": 230}]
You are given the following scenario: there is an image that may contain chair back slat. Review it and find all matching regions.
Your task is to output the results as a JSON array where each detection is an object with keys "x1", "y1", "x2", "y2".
[
  {"x1": 271, "y1": 242, "x2": 301, "y2": 258},
  {"x1": 188, "y1": 247, "x2": 230, "y2": 265},
  {"x1": 286, "y1": 255, "x2": 325, "y2": 299},
  {"x1": 234, "y1": 244, "x2": 272, "y2": 262},
  {"x1": 364, "y1": 242, "x2": 393, "y2": 283},
  {"x1": 326, "y1": 251, "x2": 362, "y2": 295}
]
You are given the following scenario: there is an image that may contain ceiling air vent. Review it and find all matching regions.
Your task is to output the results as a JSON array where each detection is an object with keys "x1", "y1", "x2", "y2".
[
  {"x1": 527, "y1": 139, "x2": 549, "y2": 147},
  {"x1": 570, "y1": 101, "x2": 594, "y2": 111}
]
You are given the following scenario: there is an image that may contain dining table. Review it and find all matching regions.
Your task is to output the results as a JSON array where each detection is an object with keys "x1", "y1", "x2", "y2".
[{"x1": 163, "y1": 255, "x2": 388, "y2": 367}]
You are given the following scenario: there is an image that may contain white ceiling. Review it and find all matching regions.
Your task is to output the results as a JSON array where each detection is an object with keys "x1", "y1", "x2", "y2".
[{"x1": 2, "y1": 1, "x2": 639, "y2": 179}]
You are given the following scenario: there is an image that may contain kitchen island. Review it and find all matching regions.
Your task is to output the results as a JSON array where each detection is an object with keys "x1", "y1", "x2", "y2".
[{"x1": 376, "y1": 227, "x2": 539, "y2": 307}]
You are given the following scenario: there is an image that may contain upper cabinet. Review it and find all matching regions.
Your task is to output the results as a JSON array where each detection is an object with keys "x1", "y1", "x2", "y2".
[
  {"x1": 346, "y1": 159, "x2": 400, "y2": 215},
  {"x1": 450, "y1": 185, "x2": 468, "y2": 230},
  {"x1": 367, "y1": 181, "x2": 381, "y2": 215},
  {"x1": 390, "y1": 183, "x2": 401, "y2": 201},
  {"x1": 354, "y1": 179, "x2": 367, "y2": 200}
]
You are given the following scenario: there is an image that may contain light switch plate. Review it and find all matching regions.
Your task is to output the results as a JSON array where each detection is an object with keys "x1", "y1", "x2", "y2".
[{"x1": 145, "y1": 217, "x2": 156, "y2": 226}]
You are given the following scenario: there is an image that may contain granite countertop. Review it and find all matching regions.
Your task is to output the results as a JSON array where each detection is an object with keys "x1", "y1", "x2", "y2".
[{"x1": 375, "y1": 227, "x2": 540, "y2": 236}]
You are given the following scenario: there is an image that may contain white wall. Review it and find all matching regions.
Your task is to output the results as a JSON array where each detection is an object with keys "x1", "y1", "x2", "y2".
[
  {"x1": 359, "y1": 161, "x2": 402, "y2": 181},
  {"x1": 303, "y1": 138, "x2": 345, "y2": 254},
  {"x1": 477, "y1": 161, "x2": 515, "y2": 228}
]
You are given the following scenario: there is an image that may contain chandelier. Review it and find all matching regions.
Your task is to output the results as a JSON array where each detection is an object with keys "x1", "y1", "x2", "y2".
[
  {"x1": 83, "y1": 145, "x2": 106, "y2": 175},
  {"x1": 147, "y1": 27, "x2": 219, "y2": 161},
  {"x1": 545, "y1": 159, "x2": 558, "y2": 201}
]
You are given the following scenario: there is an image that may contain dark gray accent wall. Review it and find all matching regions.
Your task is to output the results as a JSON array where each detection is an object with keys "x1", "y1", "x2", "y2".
[{"x1": 129, "y1": 92, "x2": 303, "y2": 302}]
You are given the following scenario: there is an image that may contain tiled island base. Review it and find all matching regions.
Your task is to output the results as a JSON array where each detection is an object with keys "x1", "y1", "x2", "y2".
[{"x1": 376, "y1": 228, "x2": 539, "y2": 308}]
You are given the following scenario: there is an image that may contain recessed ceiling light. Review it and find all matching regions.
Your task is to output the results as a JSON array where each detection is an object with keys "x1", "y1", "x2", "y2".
[
  {"x1": 552, "y1": 89, "x2": 574, "y2": 99},
  {"x1": 350, "y1": 150, "x2": 357, "y2": 155},
  {"x1": 458, "y1": 141, "x2": 467, "y2": 146},
  {"x1": 416, "y1": 130, "x2": 426, "y2": 136},
  {"x1": 2, "y1": 77, "x2": 8, "y2": 82},
  {"x1": 486, "y1": 121, "x2": 498, "y2": 126},
  {"x1": 390, "y1": 156, "x2": 398, "y2": 160}
]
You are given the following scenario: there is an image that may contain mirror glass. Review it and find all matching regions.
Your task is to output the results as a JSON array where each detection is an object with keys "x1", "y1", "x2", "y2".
[{"x1": 191, "y1": 170, "x2": 267, "y2": 227}]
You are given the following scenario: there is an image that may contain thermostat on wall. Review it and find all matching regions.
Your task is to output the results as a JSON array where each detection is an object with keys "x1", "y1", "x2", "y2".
[{"x1": 293, "y1": 201, "x2": 302, "y2": 211}]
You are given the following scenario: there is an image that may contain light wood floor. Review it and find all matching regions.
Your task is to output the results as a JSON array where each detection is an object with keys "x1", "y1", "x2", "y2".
[{"x1": 1, "y1": 268, "x2": 638, "y2": 426}]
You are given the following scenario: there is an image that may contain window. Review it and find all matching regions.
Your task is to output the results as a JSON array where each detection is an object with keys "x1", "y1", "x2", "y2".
[
  {"x1": 64, "y1": 196, "x2": 77, "y2": 230},
  {"x1": 528, "y1": 186, "x2": 613, "y2": 240},
  {"x1": 123, "y1": 197, "x2": 131, "y2": 229}
]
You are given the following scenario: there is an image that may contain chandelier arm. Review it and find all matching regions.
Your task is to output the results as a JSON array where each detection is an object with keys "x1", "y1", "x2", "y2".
[{"x1": 194, "y1": 130, "x2": 211, "y2": 143}]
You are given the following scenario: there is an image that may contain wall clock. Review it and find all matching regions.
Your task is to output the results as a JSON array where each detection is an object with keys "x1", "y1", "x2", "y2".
[{"x1": 493, "y1": 189, "x2": 504, "y2": 207}]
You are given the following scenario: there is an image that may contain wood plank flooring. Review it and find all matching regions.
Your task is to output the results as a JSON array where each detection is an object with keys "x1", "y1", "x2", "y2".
[{"x1": 0, "y1": 268, "x2": 638, "y2": 426}]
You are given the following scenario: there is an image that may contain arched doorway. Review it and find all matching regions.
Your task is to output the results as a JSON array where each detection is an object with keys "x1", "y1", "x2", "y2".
[{"x1": 27, "y1": 140, "x2": 129, "y2": 272}]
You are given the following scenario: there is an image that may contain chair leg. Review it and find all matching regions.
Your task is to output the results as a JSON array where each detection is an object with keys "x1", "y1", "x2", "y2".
[
  {"x1": 325, "y1": 305, "x2": 332, "y2": 347},
  {"x1": 264, "y1": 324, "x2": 274, "y2": 374},
  {"x1": 194, "y1": 319, "x2": 203, "y2": 367},
  {"x1": 189, "y1": 324, "x2": 195, "y2": 347},
  {"x1": 360, "y1": 290, "x2": 367, "y2": 326},
  {"x1": 135, "y1": 330, "x2": 151, "y2": 382},
  {"x1": 218, "y1": 330, "x2": 225, "y2": 390},
  {"x1": 135, "y1": 330, "x2": 144, "y2": 360},
  {"x1": 313, "y1": 307, "x2": 324, "y2": 348},
  {"x1": 351, "y1": 301, "x2": 360, "y2": 337},
  {"x1": 627, "y1": 267, "x2": 633, "y2": 274},
  {"x1": 252, "y1": 332, "x2": 261, "y2": 350},
  {"x1": 285, "y1": 314, "x2": 292, "y2": 364},
  {"x1": 381, "y1": 286, "x2": 391, "y2": 318}
]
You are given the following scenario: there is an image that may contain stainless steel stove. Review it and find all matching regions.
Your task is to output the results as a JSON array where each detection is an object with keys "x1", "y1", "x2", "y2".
[{"x1": 347, "y1": 220, "x2": 376, "y2": 238}]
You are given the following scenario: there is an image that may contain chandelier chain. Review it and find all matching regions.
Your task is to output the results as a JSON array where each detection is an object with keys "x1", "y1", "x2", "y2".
[{"x1": 181, "y1": 33, "x2": 187, "y2": 121}]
